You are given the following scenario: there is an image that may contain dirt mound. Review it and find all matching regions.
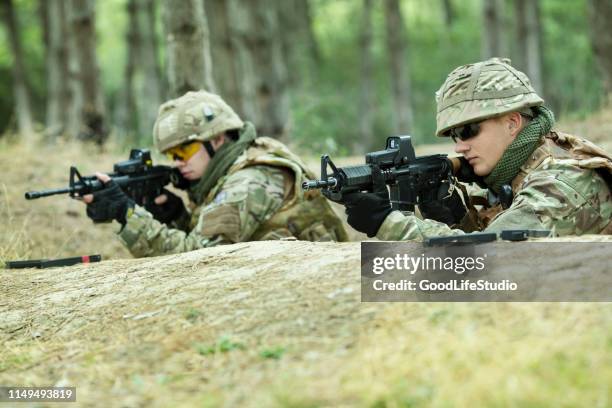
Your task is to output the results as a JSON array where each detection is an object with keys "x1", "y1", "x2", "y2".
[{"x1": 2, "y1": 240, "x2": 611, "y2": 407}]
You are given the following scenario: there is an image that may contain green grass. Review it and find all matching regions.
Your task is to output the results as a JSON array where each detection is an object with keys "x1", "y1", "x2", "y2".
[
  {"x1": 259, "y1": 346, "x2": 286, "y2": 360},
  {"x1": 195, "y1": 336, "x2": 246, "y2": 356}
]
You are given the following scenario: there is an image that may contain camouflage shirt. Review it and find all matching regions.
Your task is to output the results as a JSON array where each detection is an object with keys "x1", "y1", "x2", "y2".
[
  {"x1": 377, "y1": 132, "x2": 612, "y2": 241},
  {"x1": 118, "y1": 137, "x2": 347, "y2": 257}
]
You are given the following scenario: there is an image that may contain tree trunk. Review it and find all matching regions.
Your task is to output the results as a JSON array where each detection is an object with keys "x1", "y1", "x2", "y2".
[
  {"x1": 481, "y1": 0, "x2": 507, "y2": 59},
  {"x1": 223, "y1": 0, "x2": 258, "y2": 124},
  {"x1": 39, "y1": 0, "x2": 49, "y2": 51},
  {"x1": 68, "y1": 0, "x2": 107, "y2": 144},
  {"x1": 116, "y1": 0, "x2": 139, "y2": 143},
  {"x1": 278, "y1": 0, "x2": 321, "y2": 87},
  {"x1": 135, "y1": 0, "x2": 163, "y2": 138},
  {"x1": 0, "y1": 0, "x2": 35, "y2": 141},
  {"x1": 441, "y1": 0, "x2": 454, "y2": 26},
  {"x1": 205, "y1": 0, "x2": 241, "y2": 110},
  {"x1": 45, "y1": 0, "x2": 72, "y2": 139},
  {"x1": 301, "y1": 0, "x2": 321, "y2": 66},
  {"x1": 118, "y1": 0, "x2": 164, "y2": 144},
  {"x1": 65, "y1": 3, "x2": 84, "y2": 141},
  {"x1": 384, "y1": 0, "x2": 414, "y2": 135},
  {"x1": 207, "y1": 0, "x2": 289, "y2": 138},
  {"x1": 586, "y1": 0, "x2": 612, "y2": 102},
  {"x1": 358, "y1": 0, "x2": 374, "y2": 153},
  {"x1": 514, "y1": 0, "x2": 543, "y2": 95},
  {"x1": 162, "y1": 0, "x2": 215, "y2": 98},
  {"x1": 126, "y1": 0, "x2": 164, "y2": 137},
  {"x1": 243, "y1": 0, "x2": 289, "y2": 137},
  {"x1": 205, "y1": 0, "x2": 289, "y2": 137},
  {"x1": 514, "y1": 0, "x2": 527, "y2": 68},
  {"x1": 207, "y1": 0, "x2": 259, "y2": 125}
]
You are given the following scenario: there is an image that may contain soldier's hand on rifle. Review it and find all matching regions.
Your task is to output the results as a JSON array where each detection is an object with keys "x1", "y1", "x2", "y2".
[
  {"x1": 82, "y1": 173, "x2": 134, "y2": 226},
  {"x1": 418, "y1": 184, "x2": 467, "y2": 227},
  {"x1": 144, "y1": 189, "x2": 187, "y2": 225},
  {"x1": 343, "y1": 165, "x2": 392, "y2": 238}
]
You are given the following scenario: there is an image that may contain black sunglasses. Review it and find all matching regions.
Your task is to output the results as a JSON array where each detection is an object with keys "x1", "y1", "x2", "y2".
[{"x1": 445, "y1": 122, "x2": 481, "y2": 143}]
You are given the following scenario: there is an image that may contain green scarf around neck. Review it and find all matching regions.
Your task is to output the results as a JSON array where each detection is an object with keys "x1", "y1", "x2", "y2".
[
  {"x1": 484, "y1": 106, "x2": 555, "y2": 194},
  {"x1": 188, "y1": 122, "x2": 258, "y2": 205}
]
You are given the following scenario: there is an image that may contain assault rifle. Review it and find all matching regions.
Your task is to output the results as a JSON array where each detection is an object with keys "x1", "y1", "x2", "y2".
[
  {"x1": 25, "y1": 149, "x2": 188, "y2": 205},
  {"x1": 302, "y1": 135, "x2": 477, "y2": 212},
  {"x1": 4, "y1": 254, "x2": 102, "y2": 269}
]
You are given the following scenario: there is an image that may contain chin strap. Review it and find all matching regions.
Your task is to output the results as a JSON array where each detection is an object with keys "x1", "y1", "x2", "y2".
[{"x1": 203, "y1": 141, "x2": 216, "y2": 159}]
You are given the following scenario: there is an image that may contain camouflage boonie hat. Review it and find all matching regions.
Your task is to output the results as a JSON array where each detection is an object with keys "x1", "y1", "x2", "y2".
[
  {"x1": 153, "y1": 90, "x2": 244, "y2": 152},
  {"x1": 435, "y1": 58, "x2": 544, "y2": 137}
]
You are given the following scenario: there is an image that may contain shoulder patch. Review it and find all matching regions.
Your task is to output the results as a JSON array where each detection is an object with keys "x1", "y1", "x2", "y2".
[{"x1": 213, "y1": 191, "x2": 227, "y2": 204}]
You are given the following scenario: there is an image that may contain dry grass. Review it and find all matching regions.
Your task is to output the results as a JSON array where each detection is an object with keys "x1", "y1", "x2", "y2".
[
  {"x1": 0, "y1": 138, "x2": 132, "y2": 264},
  {"x1": 1, "y1": 241, "x2": 611, "y2": 407},
  {"x1": 558, "y1": 104, "x2": 612, "y2": 151},
  {"x1": 1, "y1": 107, "x2": 611, "y2": 407},
  {"x1": 262, "y1": 303, "x2": 611, "y2": 408}
]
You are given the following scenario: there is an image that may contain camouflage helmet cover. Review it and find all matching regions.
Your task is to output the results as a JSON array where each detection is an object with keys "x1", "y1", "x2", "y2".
[
  {"x1": 435, "y1": 58, "x2": 544, "y2": 137},
  {"x1": 153, "y1": 90, "x2": 244, "y2": 152}
]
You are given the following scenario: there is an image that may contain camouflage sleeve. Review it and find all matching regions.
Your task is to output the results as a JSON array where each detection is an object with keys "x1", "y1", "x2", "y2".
[
  {"x1": 118, "y1": 165, "x2": 287, "y2": 257},
  {"x1": 375, "y1": 210, "x2": 465, "y2": 241},
  {"x1": 376, "y1": 165, "x2": 610, "y2": 241}
]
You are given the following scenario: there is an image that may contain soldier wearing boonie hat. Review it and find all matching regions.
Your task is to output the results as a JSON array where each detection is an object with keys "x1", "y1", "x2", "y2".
[
  {"x1": 84, "y1": 90, "x2": 347, "y2": 256},
  {"x1": 341, "y1": 58, "x2": 612, "y2": 240}
]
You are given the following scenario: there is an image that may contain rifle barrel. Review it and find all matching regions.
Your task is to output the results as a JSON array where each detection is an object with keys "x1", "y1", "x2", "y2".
[
  {"x1": 5, "y1": 255, "x2": 102, "y2": 269},
  {"x1": 25, "y1": 187, "x2": 74, "y2": 200},
  {"x1": 302, "y1": 178, "x2": 337, "y2": 191}
]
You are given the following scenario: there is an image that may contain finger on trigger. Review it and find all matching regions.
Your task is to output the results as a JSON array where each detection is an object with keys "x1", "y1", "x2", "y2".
[
  {"x1": 82, "y1": 194, "x2": 94, "y2": 204},
  {"x1": 95, "y1": 172, "x2": 112, "y2": 183},
  {"x1": 154, "y1": 194, "x2": 168, "y2": 205}
]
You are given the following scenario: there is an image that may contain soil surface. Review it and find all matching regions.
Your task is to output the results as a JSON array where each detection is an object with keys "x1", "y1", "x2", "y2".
[{"x1": 2, "y1": 239, "x2": 611, "y2": 407}]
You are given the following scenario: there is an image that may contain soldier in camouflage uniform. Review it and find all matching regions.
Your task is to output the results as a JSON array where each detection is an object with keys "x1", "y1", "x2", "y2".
[
  {"x1": 343, "y1": 58, "x2": 612, "y2": 240},
  {"x1": 83, "y1": 91, "x2": 347, "y2": 257}
]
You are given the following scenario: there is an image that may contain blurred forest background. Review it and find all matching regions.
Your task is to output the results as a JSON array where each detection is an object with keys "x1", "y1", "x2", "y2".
[{"x1": 1, "y1": 0, "x2": 611, "y2": 156}]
